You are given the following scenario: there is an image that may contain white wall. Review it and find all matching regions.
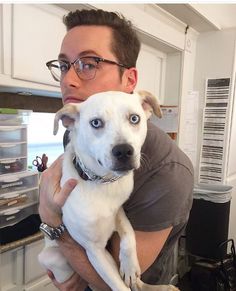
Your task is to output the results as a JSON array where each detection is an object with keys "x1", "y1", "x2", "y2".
[
  {"x1": 193, "y1": 27, "x2": 236, "y2": 243},
  {"x1": 194, "y1": 28, "x2": 236, "y2": 106}
]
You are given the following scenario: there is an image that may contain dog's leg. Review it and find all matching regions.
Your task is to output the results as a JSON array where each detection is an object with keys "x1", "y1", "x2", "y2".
[
  {"x1": 116, "y1": 207, "x2": 141, "y2": 287},
  {"x1": 38, "y1": 238, "x2": 74, "y2": 283},
  {"x1": 86, "y1": 246, "x2": 130, "y2": 291},
  {"x1": 115, "y1": 210, "x2": 180, "y2": 291}
]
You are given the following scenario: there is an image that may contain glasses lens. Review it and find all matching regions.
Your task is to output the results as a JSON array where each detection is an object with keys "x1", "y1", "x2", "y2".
[
  {"x1": 74, "y1": 57, "x2": 98, "y2": 80},
  {"x1": 48, "y1": 61, "x2": 69, "y2": 82}
]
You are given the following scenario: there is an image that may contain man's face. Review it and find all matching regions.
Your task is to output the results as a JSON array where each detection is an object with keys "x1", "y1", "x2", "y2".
[{"x1": 59, "y1": 25, "x2": 137, "y2": 104}]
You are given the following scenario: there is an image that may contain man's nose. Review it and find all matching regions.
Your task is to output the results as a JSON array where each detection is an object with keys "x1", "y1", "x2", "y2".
[{"x1": 61, "y1": 66, "x2": 82, "y2": 88}]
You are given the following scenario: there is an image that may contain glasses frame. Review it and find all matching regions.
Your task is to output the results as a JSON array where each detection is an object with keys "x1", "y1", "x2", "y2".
[{"x1": 46, "y1": 56, "x2": 129, "y2": 82}]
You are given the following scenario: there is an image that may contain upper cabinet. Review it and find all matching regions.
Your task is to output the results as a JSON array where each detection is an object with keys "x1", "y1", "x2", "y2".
[
  {"x1": 0, "y1": 3, "x2": 197, "y2": 108},
  {"x1": 0, "y1": 4, "x2": 68, "y2": 96},
  {"x1": 136, "y1": 43, "x2": 166, "y2": 104},
  {"x1": 12, "y1": 5, "x2": 66, "y2": 87},
  {"x1": 136, "y1": 42, "x2": 182, "y2": 105}
]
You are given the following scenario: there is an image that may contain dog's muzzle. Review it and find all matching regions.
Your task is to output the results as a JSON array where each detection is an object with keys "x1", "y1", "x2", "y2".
[{"x1": 112, "y1": 144, "x2": 136, "y2": 172}]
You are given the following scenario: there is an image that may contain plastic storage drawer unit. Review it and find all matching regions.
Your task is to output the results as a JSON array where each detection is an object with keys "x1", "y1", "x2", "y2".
[
  {"x1": 0, "y1": 171, "x2": 38, "y2": 195},
  {"x1": 0, "y1": 157, "x2": 27, "y2": 175},
  {"x1": 0, "y1": 188, "x2": 39, "y2": 211},
  {"x1": 0, "y1": 126, "x2": 27, "y2": 143},
  {"x1": 0, "y1": 109, "x2": 31, "y2": 126},
  {"x1": 0, "y1": 202, "x2": 39, "y2": 228},
  {"x1": 0, "y1": 143, "x2": 27, "y2": 159}
]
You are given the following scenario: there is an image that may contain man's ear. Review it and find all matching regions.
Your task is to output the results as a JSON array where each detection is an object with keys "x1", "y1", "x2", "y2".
[
  {"x1": 138, "y1": 90, "x2": 162, "y2": 119},
  {"x1": 122, "y1": 67, "x2": 138, "y2": 93},
  {"x1": 53, "y1": 103, "x2": 80, "y2": 135}
]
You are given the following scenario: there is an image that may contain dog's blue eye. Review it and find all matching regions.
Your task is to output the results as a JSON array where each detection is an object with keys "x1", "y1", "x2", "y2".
[
  {"x1": 129, "y1": 114, "x2": 140, "y2": 124},
  {"x1": 90, "y1": 119, "x2": 103, "y2": 128}
]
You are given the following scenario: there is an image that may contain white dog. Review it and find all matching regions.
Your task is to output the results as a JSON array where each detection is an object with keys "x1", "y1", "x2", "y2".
[{"x1": 38, "y1": 91, "x2": 179, "y2": 291}]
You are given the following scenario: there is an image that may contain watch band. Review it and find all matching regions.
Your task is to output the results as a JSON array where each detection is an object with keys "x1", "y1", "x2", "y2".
[{"x1": 39, "y1": 222, "x2": 66, "y2": 240}]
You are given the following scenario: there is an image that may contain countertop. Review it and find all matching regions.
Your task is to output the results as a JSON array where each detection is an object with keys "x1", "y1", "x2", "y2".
[{"x1": 0, "y1": 231, "x2": 44, "y2": 253}]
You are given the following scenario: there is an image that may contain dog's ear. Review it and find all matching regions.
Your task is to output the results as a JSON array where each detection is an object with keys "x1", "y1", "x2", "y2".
[
  {"x1": 138, "y1": 90, "x2": 162, "y2": 119},
  {"x1": 53, "y1": 103, "x2": 80, "y2": 135}
]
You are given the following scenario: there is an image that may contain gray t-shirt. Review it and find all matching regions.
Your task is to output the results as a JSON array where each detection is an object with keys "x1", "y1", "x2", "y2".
[{"x1": 123, "y1": 121, "x2": 194, "y2": 284}]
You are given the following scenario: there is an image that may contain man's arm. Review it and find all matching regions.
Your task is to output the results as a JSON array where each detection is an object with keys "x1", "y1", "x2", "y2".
[
  {"x1": 55, "y1": 224, "x2": 172, "y2": 290},
  {"x1": 110, "y1": 227, "x2": 172, "y2": 274},
  {"x1": 57, "y1": 232, "x2": 111, "y2": 291}
]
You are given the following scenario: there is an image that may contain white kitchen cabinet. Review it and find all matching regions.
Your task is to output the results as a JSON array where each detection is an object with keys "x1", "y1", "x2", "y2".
[
  {"x1": 0, "y1": 3, "x2": 192, "y2": 103},
  {"x1": 0, "y1": 239, "x2": 57, "y2": 291},
  {"x1": 24, "y1": 240, "x2": 46, "y2": 284},
  {"x1": 0, "y1": 4, "x2": 67, "y2": 95},
  {"x1": 23, "y1": 239, "x2": 57, "y2": 291},
  {"x1": 12, "y1": 4, "x2": 65, "y2": 87},
  {"x1": 1, "y1": 247, "x2": 24, "y2": 291},
  {"x1": 136, "y1": 43, "x2": 166, "y2": 104},
  {"x1": 24, "y1": 277, "x2": 57, "y2": 291},
  {"x1": 136, "y1": 43, "x2": 183, "y2": 106}
]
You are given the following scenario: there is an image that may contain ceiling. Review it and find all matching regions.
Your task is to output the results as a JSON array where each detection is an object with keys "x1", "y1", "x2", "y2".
[
  {"x1": 157, "y1": 4, "x2": 236, "y2": 33},
  {"x1": 56, "y1": 3, "x2": 236, "y2": 34}
]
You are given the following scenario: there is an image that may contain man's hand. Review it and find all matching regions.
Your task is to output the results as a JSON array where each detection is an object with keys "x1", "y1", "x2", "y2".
[
  {"x1": 47, "y1": 270, "x2": 88, "y2": 291},
  {"x1": 38, "y1": 155, "x2": 77, "y2": 227}
]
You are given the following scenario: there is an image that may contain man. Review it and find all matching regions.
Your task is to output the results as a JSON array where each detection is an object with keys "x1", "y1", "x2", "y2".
[{"x1": 39, "y1": 9, "x2": 193, "y2": 291}]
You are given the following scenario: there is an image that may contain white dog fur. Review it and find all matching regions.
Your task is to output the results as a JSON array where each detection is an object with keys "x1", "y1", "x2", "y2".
[{"x1": 38, "y1": 91, "x2": 179, "y2": 291}]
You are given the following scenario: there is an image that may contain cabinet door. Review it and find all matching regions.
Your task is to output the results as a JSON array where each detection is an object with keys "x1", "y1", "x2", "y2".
[
  {"x1": 136, "y1": 43, "x2": 166, "y2": 104},
  {"x1": 24, "y1": 277, "x2": 57, "y2": 291},
  {"x1": 12, "y1": 4, "x2": 66, "y2": 86},
  {"x1": 1, "y1": 247, "x2": 24, "y2": 291},
  {"x1": 24, "y1": 239, "x2": 46, "y2": 284}
]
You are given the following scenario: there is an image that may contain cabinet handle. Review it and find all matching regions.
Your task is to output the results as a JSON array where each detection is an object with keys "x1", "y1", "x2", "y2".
[{"x1": 0, "y1": 144, "x2": 17, "y2": 148}]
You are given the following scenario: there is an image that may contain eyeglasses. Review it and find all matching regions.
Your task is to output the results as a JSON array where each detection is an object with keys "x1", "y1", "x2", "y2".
[{"x1": 46, "y1": 56, "x2": 129, "y2": 82}]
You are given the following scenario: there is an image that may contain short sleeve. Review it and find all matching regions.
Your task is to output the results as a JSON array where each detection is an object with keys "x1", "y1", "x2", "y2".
[{"x1": 123, "y1": 161, "x2": 193, "y2": 231}]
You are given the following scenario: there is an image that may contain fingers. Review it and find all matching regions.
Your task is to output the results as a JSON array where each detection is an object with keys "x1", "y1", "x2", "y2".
[
  {"x1": 48, "y1": 270, "x2": 87, "y2": 291},
  {"x1": 40, "y1": 155, "x2": 63, "y2": 186},
  {"x1": 39, "y1": 153, "x2": 78, "y2": 226},
  {"x1": 54, "y1": 179, "x2": 78, "y2": 208},
  {"x1": 47, "y1": 270, "x2": 55, "y2": 280},
  {"x1": 45, "y1": 154, "x2": 77, "y2": 208},
  {"x1": 39, "y1": 155, "x2": 66, "y2": 224}
]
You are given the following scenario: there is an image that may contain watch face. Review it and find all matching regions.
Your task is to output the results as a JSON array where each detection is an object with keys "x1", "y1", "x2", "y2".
[
  {"x1": 40, "y1": 223, "x2": 54, "y2": 240},
  {"x1": 39, "y1": 222, "x2": 65, "y2": 240}
]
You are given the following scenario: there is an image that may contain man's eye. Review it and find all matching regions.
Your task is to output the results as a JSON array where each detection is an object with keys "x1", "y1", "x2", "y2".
[
  {"x1": 59, "y1": 63, "x2": 69, "y2": 73},
  {"x1": 129, "y1": 114, "x2": 140, "y2": 124},
  {"x1": 82, "y1": 62, "x2": 97, "y2": 71},
  {"x1": 90, "y1": 119, "x2": 104, "y2": 129}
]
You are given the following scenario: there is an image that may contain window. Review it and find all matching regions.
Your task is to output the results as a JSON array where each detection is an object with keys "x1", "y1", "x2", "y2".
[{"x1": 27, "y1": 112, "x2": 65, "y2": 169}]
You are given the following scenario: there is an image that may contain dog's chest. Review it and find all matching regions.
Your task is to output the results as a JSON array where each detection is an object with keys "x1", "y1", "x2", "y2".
[{"x1": 62, "y1": 176, "x2": 133, "y2": 248}]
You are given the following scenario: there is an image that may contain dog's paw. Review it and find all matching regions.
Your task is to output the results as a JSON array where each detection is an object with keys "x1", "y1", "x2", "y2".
[{"x1": 119, "y1": 254, "x2": 141, "y2": 287}]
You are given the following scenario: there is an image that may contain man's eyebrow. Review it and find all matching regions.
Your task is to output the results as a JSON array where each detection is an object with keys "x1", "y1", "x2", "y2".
[
  {"x1": 58, "y1": 50, "x2": 101, "y2": 60},
  {"x1": 58, "y1": 53, "x2": 68, "y2": 60},
  {"x1": 79, "y1": 50, "x2": 100, "y2": 57}
]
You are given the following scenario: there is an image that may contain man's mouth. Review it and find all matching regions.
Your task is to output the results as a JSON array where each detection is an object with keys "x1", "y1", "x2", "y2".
[{"x1": 64, "y1": 97, "x2": 84, "y2": 104}]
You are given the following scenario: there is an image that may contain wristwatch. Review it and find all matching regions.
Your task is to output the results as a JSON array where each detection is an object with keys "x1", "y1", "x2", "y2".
[{"x1": 39, "y1": 222, "x2": 66, "y2": 240}]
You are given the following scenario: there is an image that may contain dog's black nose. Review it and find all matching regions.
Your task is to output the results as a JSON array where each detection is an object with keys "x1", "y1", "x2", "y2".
[{"x1": 112, "y1": 144, "x2": 134, "y2": 162}]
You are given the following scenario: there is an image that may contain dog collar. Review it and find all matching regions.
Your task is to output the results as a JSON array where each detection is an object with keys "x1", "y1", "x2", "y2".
[{"x1": 73, "y1": 157, "x2": 122, "y2": 184}]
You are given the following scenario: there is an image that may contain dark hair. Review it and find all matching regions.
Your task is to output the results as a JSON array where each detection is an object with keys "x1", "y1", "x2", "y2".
[{"x1": 63, "y1": 9, "x2": 141, "y2": 69}]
